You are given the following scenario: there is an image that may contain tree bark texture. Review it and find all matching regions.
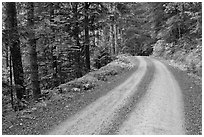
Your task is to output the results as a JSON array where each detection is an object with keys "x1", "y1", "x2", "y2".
[
  {"x1": 5, "y1": 2, "x2": 25, "y2": 101},
  {"x1": 114, "y1": 24, "x2": 118, "y2": 54},
  {"x1": 103, "y1": 25, "x2": 111, "y2": 53},
  {"x1": 9, "y1": 52, "x2": 14, "y2": 109},
  {"x1": 84, "y1": 2, "x2": 90, "y2": 71},
  {"x1": 73, "y1": 3, "x2": 82, "y2": 78},
  {"x1": 27, "y1": 2, "x2": 41, "y2": 99},
  {"x1": 49, "y1": 3, "x2": 59, "y2": 87}
]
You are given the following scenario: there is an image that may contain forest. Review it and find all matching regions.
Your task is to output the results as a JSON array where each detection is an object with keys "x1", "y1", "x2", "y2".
[{"x1": 2, "y1": 2, "x2": 202, "y2": 134}]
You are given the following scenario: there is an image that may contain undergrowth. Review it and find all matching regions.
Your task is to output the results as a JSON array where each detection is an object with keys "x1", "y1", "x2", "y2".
[{"x1": 153, "y1": 40, "x2": 202, "y2": 77}]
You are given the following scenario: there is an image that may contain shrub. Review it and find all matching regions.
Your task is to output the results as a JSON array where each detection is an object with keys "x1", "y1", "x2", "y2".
[
  {"x1": 185, "y1": 49, "x2": 202, "y2": 75},
  {"x1": 93, "y1": 47, "x2": 115, "y2": 69}
]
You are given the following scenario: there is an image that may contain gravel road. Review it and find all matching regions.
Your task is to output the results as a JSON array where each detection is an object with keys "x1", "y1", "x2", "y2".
[
  {"x1": 48, "y1": 56, "x2": 189, "y2": 135},
  {"x1": 118, "y1": 58, "x2": 185, "y2": 135}
]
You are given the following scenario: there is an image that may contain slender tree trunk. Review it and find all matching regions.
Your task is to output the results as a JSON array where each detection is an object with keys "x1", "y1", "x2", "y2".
[
  {"x1": 5, "y1": 2, "x2": 25, "y2": 101},
  {"x1": 120, "y1": 28, "x2": 125, "y2": 49},
  {"x1": 109, "y1": 25, "x2": 112, "y2": 54},
  {"x1": 96, "y1": 29, "x2": 100, "y2": 47},
  {"x1": 49, "y1": 3, "x2": 59, "y2": 87},
  {"x1": 117, "y1": 26, "x2": 122, "y2": 53},
  {"x1": 110, "y1": 3, "x2": 116, "y2": 55},
  {"x1": 9, "y1": 51, "x2": 14, "y2": 109},
  {"x1": 58, "y1": 53, "x2": 62, "y2": 84},
  {"x1": 104, "y1": 25, "x2": 111, "y2": 53},
  {"x1": 94, "y1": 30, "x2": 97, "y2": 46},
  {"x1": 114, "y1": 24, "x2": 118, "y2": 54},
  {"x1": 84, "y1": 2, "x2": 90, "y2": 71},
  {"x1": 111, "y1": 24, "x2": 115, "y2": 54},
  {"x1": 178, "y1": 25, "x2": 181, "y2": 39},
  {"x1": 27, "y1": 2, "x2": 41, "y2": 100},
  {"x1": 73, "y1": 3, "x2": 82, "y2": 78},
  {"x1": 6, "y1": 43, "x2": 9, "y2": 68}
]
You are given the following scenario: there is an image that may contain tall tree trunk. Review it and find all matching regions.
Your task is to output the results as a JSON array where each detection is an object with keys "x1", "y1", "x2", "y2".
[
  {"x1": 107, "y1": 27, "x2": 111, "y2": 54},
  {"x1": 111, "y1": 24, "x2": 115, "y2": 54},
  {"x1": 120, "y1": 28, "x2": 125, "y2": 50},
  {"x1": 117, "y1": 26, "x2": 122, "y2": 53},
  {"x1": 114, "y1": 24, "x2": 118, "y2": 54},
  {"x1": 110, "y1": 3, "x2": 116, "y2": 55},
  {"x1": 104, "y1": 25, "x2": 111, "y2": 53},
  {"x1": 84, "y1": 2, "x2": 90, "y2": 71},
  {"x1": 27, "y1": 2, "x2": 41, "y2": 100},
  {"x1": 5, "y1": 43, "x2": 9, "y2": 68},
  {"x1": 9, "y1": 51, "x2": 14, "y2": 109},
  {"x1": 58, "y1": 53, "x2": 62, "y2": 84},
  {"x1": 73, "y1": 3, "x2": 82, "y2": 78},
  {"x1": 5, "y1": 2, "x2": 25, "y2": 101},
  {"x1": 49, "y1": 3, "x2": 58, "y2": 87},
  {"x1": 94, "y1": 30, "x2": 97, "y2": 47}
]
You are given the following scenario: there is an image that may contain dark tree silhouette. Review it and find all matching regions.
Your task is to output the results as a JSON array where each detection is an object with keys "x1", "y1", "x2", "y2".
[
  {"x1": 5, "y1": 2, "x2": 25, "y2": 102},
  {"x1": 27, "y1": 2, "x2": 41, "y2": 99},
  {"x1": 84, "y1": 2, "x2": 90, "y2": 71}
]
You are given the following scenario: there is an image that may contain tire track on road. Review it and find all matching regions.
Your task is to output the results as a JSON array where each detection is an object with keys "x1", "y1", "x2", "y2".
[
  {"x1": 100, "y1": 57, "x2": 155, "y2": 134},
  {"x1": 117, "y1": 58, "x2": 185, "y2": 135},
  {"x1": 48, "y1": 56, "x2": 150, "y2": 135}
]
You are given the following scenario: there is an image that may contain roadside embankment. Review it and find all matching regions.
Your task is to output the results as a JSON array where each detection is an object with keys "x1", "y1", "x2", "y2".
[
  {"x1": 2, "y1": 54, "x2": 139, "y2": 135},
  {"x1": 161, "y1": 59, "x2": 202, "y2": 135}
]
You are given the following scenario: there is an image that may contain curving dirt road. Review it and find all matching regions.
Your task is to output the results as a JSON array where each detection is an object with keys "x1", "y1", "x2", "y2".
[
  {"x1": 118, "y1": 58, "x2": 185, "y2": 135},
  {"x1": 48, "y1": 56, "x2": 185, "y2": 135}
]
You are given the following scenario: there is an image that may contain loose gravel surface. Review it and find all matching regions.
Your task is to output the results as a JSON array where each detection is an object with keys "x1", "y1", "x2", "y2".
[
  {"x1": 166, "y1": 61, "x2": 202, "y2": 135},
  {"x1": 48, "y1": 56, "x2": 155, "y2": 135},
  {"x1": 117, "y1": 58, "x2": 185, "y2": 135},
  {"x1": 3, "y1": 56, "x2": 201, "y2": 135},
  {"x1": 48, "y1": 56, "x2": 191, "y2": 135}
]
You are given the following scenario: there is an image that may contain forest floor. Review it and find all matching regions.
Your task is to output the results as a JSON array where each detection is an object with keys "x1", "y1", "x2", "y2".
[
  {"x1": 2, "y1": 55, "x2": 202, "y2": 135},
  {"x1": 2, "y1": 54, "x2": 138, "y2": 135}
]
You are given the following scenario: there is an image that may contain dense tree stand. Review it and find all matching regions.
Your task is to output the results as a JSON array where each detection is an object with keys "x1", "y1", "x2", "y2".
[{"x1": 2, "y1": 2, "x2": 201, "y2": 115}]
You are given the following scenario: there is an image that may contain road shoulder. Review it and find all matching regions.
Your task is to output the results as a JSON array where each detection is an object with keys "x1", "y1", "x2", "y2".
[
  {"x1": 2, "y1": 56, "x2": 139, "y2": 135},
  {"x1": 160, "y1": 59, "x2": 202, "y2": 135}
]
